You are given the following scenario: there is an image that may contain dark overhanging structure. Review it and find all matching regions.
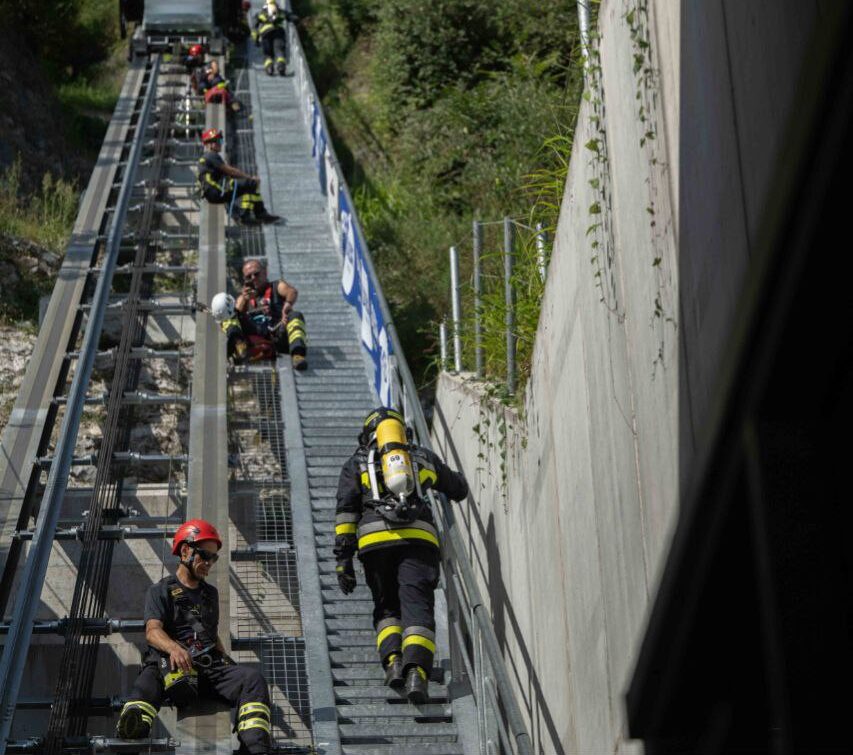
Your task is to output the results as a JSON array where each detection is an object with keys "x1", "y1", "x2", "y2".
[{"x1": 627, "y1": 3, "x2": 853, "y2": 753}]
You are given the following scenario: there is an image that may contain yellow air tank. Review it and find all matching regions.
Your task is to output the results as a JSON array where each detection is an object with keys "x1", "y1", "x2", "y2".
[{"x1": 376, "y1": 415, "x2": 414, "y2": 498}]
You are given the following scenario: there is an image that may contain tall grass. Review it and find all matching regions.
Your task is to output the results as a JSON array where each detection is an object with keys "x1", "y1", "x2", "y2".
[
  {"x1": 0, "y1": 158, "x2": 79, "y2": 253},
  {"x1": 451, "y1": 128, "x2": 574, "y2": 401}
]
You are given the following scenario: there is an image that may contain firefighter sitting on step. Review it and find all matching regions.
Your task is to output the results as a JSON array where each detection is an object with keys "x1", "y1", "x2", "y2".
[
  {"x1": 334, "y1": 408, "x2": 469, "y2": 703},
  {"x1": 184, "y1": 43, "x2": 206, "y2": 91},
  {"x1": 252, "y1": 0, "x2": 298, "y2": 76},
  {"x1": 198, "y1": 59, "x2": 243, "y2": 114},
  {"x1": 116, "y1": 519, "x2": 273, "y2": 753},
  {"x1": 198, "y1": 128, "x2": 279, "y2": 225},
  {"x1": 210, "y1": 260, "x2": 308, "y2": 368}
]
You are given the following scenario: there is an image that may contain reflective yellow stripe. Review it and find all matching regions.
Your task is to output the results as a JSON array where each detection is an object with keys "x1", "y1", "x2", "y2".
[
  {"x1": 360, "y1": 471, "x2": 370, "y2": 488},
  {"x1": 286, "y1": 318, "x2": 304, "y2": 331},
  {"x1": 123, "y1": 700, "x2": 157, "y2": 718},
  {"x1": 239, "y1": 702, "x2": 271, "y2": 719},
  {"x1": 164, "y1": 668, "x2": 196, "y2": 687},
  {"x1": 335, "y1": 523, "x2": 356, "y2": 536},
  {"x1": 418, "y1": 468, "x2": 437, "y2": 486},
  {"x1": 358, "y1": 528, "x2": 439, "y2": 550},
  {"x1": 204, "y1": 173, "x2": 226, "y2": 192},
  {"x1": 238, "y1": 717, "x2": 271, "y2": 733},
  {"x1": 402, "y1": 634, "x2": 436, "y2": 654},
  {"x1": 376, "y1": 624, "x2": 402, "y2": 648}
]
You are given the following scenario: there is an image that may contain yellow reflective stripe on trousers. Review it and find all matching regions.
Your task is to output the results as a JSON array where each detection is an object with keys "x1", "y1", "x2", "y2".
[
  {"x1": 239, "y1": 701, "x2": 271, "y2": 719},
  {"x1": 238, "y1": 716, "x2": 272, "y2": 733},
  {"x1": 123, "y1": 700, "x2": 157, "y2": 718},
  {"x1": 402, "y1": 634, "x2": 437, "y2": 654},
  {"x1": 376, "y1": 624, "x2": 403, "y2": 648},
  {"x1": 358, "y1": 528, "x2": 439, "y2": 550},
  {"x1": 335, "y1": 523, "x2": 356, "y2": 535}
]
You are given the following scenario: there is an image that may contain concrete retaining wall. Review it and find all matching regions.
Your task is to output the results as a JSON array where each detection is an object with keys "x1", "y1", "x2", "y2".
[
  {"x1": 431, "y1": 1, "x2": 821, "y2": 752},
  {"x1": 432, "y1": 4, "x2": 680, "y2": 751}
]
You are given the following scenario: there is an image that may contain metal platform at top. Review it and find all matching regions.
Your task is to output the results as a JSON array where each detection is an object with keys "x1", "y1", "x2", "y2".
[{"x1": 247, "y1": 36, "x2": 471, "y2": 755}]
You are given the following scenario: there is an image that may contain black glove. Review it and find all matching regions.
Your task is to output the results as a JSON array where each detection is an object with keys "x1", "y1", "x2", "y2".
[{"x1": 336, "y1": 560, "x2": 356, "y2": 594}]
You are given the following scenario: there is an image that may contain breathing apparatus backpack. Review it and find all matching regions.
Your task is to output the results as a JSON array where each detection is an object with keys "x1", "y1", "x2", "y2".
[{"x1": 362, "y1": 408, "x2": 425, "y2": 524}]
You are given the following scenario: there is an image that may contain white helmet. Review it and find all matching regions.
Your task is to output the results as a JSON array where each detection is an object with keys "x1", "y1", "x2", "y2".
[{"x1": 210, "y1": 292, "x2": 236, "y2": 322}]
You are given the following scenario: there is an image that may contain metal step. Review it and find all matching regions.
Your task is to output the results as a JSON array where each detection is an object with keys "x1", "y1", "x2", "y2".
[
  {"x1": 335, "y1": 685, "x2": 450, "y2": 704},
  {"x1": 339, "y1": 723, "x2": 459, "y2": 744},
  {"x1": 342, "y1": 745, "x2": 465, "y2": 755},
  {"x1": 335, "y1": 702, "x2": 452, "y2": 721}
]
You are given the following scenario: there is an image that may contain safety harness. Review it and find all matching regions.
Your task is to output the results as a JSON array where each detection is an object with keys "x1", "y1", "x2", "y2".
[{"x1": 158, "y1": 577, "x2": 220, "y2": 706}]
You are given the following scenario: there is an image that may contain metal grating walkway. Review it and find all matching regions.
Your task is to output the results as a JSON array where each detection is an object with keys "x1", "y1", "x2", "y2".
[
  {"x1": 226, "y1": 49, "x2": 313, "y2": 752},
  {"x1": 248, "y1": 37, "x2": 467, "y2": 755}
]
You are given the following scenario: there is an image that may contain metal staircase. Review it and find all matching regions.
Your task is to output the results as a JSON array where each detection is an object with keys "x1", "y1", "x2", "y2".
[{"x1": 249, "y1": 38, "x2": 469, "y2": 753}]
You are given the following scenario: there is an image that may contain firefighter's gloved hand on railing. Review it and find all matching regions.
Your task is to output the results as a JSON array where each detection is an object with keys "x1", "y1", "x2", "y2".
[{"x1": 336, "y1": 559, "x2": 357, "y2": 594}]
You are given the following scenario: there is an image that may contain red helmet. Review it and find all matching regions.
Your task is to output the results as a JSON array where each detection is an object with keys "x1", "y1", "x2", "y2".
[
  {"x1": 242, "y1": 0, "x2": 251, "y2": 9},
  {"x1": 188, "y1": 43, "x2": 204, "y2": 57},
  {"x1": 172, "y1": 519, "x2": 222, "y2": 555},
  {"x1": 201, "y1": 127, "x2": 223, "y2": 144}
]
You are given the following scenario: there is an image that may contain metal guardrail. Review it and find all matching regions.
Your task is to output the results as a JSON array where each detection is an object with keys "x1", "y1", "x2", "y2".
[
  {"x1": 442, "y1": 217, "x2": 549, "y2": 393},
  {"x1": 286, "y1": 15, "x2": 533, "y2": 755}
]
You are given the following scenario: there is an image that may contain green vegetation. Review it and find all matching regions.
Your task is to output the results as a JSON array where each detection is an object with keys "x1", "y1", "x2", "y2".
[
  {"x1": 0, "y1": 0, "x2": 124, "y2": 323},
  {"x1": 0, "y1": 159, "x2": 79, "y2": 253},
  {"x1": 294, "y1": 0, "x2": 583, "y2": 396},
  {"x1": 0, "y1": 0, "x2": 124, "y2": 153}
]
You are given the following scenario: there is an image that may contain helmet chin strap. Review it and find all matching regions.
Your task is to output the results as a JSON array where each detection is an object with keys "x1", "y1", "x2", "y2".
[{"x1": 180, "y1": 547, "x2": 204, "y2": 581}]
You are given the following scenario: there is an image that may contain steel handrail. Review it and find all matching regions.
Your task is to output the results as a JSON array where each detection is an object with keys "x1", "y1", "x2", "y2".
[{"x1": 286, "y1": 18, "x2": 533, "y2": 755}]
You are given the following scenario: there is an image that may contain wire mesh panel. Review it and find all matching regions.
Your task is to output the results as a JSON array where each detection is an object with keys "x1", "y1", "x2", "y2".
[
  {"x1": 233, "y1": 638, "x2": 311, "y2": 750},
  {"x1": 223, "y1": 51, "x2": 312, "y2": 749}
]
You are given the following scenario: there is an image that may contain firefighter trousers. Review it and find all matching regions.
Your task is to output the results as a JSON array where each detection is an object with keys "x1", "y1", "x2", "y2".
[
  {"x1": 240, "y1": 310, "x2": 307, "y2": 357},
  {"x1": 201, "y1": 178, "x2": 266, "y2": 220},
  {"x1": 121, "y1": 660, "x2": 272, "y2": 753},
  {"x1": 362, "y1": 545, "x2": 440, "y2": 675},
  {"x1": 261, "y1": 30, "x2": 287, "y2": 72}
]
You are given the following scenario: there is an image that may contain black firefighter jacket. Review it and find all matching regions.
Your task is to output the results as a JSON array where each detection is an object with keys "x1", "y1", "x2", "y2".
[{"x1": 334, "y1": 445, "x2": 469, "y2": 562}]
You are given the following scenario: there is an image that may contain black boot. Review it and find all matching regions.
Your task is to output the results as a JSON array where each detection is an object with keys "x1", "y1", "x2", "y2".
[
  {"x1": 404, "y1": 666, "x2": 428, "y2": 704},
  {"x1": 257, "y1": 211, "x2": 281, "y2": 224},
  {"x1": 116, "y1": 706, "x2": 150, "y2": 739},
  {"x1": 384, "y1": 655, "x2": 404, "y2": 689}
]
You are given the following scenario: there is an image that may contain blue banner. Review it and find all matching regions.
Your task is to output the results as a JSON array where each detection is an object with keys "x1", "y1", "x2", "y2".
[
  {"x1": 311, "y1": 103, "x2": 327, "y2": 192},
  {"x1": 338, "y1": 190, "x2": 394, "y2": 405}
]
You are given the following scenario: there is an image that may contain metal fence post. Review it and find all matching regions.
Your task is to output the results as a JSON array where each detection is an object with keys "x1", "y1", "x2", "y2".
[
  {"x1": 504, "y1": 218, "x2": 516, "y2": 395},
  {"x1": 449, "y1": 245, "x2": 463, "y2": 373},
  {"x1": 439, "y1": 320, "x2": 448, "y2": 371},
  {"x1": 473, "y1": 221, "x2": 483, "y2": 378},
  {"x1": 535, "y1": 222, "x2": 548, "y2": 282}
]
